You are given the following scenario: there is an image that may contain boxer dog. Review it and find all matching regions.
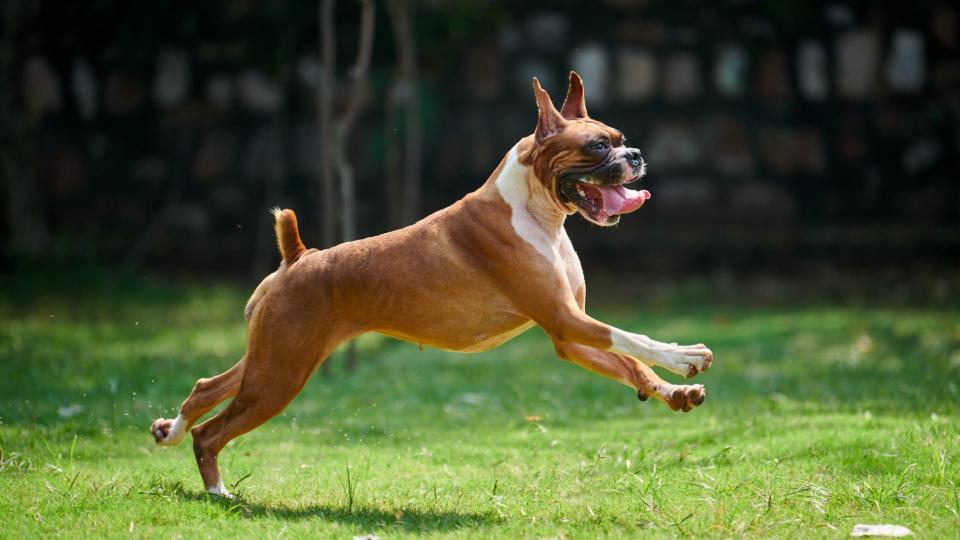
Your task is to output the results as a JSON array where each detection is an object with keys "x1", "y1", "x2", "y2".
[{"x1": 151, "y1": 72, "x2": 713, "y2": 497}]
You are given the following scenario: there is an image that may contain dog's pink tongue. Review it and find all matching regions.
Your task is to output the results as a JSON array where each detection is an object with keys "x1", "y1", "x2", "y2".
[{"x1": 600, "y1": 185, "x2": 651, "y2": 215}]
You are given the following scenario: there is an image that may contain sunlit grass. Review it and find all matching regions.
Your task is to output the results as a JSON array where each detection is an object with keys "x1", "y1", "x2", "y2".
[{"x1": 1, "y1": 270, "x2": 958, "y2": 537}]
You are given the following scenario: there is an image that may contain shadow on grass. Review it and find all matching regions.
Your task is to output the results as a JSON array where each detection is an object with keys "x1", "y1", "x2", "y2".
[{"x1": 157, "y1": 480, "x2": 496, "y2": 532}]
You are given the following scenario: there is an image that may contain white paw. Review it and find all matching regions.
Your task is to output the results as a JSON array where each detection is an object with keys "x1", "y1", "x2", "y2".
[
  {"x1": 151, "y1": 415, "x2": 187, "y2": 446},
  {"x1": 658, "y1": 344, "x2": 713, "y2": 378},
  {"x1": 207, "y1": 479, "x2": 233, "y2": 498}
]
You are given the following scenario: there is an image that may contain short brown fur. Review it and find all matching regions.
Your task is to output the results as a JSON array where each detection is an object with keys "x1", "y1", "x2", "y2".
[{"x1": 151, "y1": 72, "x2": 713, "y2": 495}]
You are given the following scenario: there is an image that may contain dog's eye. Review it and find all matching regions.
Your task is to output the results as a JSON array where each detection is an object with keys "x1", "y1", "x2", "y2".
[{"x1": 592, "y1": 141, "x2": 608, "y2": 151}]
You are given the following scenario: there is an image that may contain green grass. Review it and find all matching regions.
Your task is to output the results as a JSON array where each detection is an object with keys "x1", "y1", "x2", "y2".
[{"x1": 1, "y1": 270, "x2": 959, "y2": 538}]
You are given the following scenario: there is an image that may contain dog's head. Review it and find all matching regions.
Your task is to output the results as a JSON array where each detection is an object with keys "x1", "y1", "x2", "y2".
[{"x1": 521, "y1": 72, "x2": 649, "y2": 226}]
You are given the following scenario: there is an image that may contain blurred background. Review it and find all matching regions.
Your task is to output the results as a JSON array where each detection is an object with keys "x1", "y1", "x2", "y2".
[
  {"x1": 1, "y1": 0, "x2": 958, "y2": 284},
  {"x1": 5, "y1": 4, "x2": 960, "y2": 533}
]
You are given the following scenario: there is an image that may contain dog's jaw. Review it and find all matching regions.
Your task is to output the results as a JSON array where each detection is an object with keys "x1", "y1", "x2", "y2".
[{"x1": 555, "y1": 154, "x2": 650, "y2": 226}]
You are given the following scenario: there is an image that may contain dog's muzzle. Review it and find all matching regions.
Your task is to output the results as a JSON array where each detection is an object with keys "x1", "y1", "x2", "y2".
[{"x1": 557, "y1": 154, "x2": 650, "y2": 226}]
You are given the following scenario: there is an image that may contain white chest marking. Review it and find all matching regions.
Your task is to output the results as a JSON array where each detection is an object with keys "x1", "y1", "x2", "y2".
[
  {"x1": 495, "y1": 146, "x2": 559, "y2": 263},
  {"x1": 558, "y1": 230, "x2": 585, "y2": 296}
]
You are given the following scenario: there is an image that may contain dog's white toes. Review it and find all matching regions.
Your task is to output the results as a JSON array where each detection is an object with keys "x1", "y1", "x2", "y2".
[
  {"x1": 657, "y1": 343, "x2": 713, "y2": 378},
  {"x1": 681, "y1": 347, "x2": 713, "y2": 376},
  {"x1": 207, "y1": 479, "x2": 233, "y2": 498},
  {"x1": 151, "y1": 414, "x2": 187, "y2": 446}
]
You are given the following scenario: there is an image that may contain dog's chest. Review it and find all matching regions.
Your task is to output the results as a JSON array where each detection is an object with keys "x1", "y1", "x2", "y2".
[
  {"x1": 558, "y1": 231, "x2": 585, "y2": 297},
  {"x1": 492, "y1": 147, "x2": 585, "y2": 297}
]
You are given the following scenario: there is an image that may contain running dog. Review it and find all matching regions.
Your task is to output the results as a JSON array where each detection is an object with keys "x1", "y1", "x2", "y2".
[{"x1": 151, "y1": 72, "x2": 713, "y2": 496}]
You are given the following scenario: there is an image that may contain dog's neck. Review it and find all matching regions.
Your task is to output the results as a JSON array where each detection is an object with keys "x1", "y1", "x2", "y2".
[
  {"x1": 483, "y1": 142, "x2": 570, "y2": 261},
  {"x1": 489, "y1": 142, "x2": 570, "y2": 236}
]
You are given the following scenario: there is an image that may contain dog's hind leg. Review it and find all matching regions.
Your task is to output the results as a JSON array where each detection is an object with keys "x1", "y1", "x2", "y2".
[
  {"x1": 150, "y1": 356, "x2": 246, "y2": 446},
  {"x1": 188, "y1": 331, "x2": 340, "y2": 497}
]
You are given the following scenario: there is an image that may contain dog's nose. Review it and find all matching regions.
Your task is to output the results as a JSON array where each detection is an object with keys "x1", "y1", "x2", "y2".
[{"x1": 625, "y1": 149, "x2": 642, "y2": 168}]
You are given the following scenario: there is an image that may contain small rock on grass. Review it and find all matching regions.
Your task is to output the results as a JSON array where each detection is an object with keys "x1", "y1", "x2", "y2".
[{"x1": 850, "y1": 524, "x2": 913, "y2": 537}]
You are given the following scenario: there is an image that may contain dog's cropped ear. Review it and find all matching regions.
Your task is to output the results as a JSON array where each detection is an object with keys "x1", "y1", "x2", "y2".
[
  {"x1": 560, "y1": 71, "x2": 589, "y2": 120},
  {"x1": 532, "y1": 77, "x2": 566, "y2": 143}
]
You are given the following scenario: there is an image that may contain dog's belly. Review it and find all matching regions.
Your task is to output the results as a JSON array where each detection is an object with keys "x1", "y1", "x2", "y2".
[
  {"x1": 375, "y1": 312, "x2": 534, "y2": 353},
  {"x1": 446, "y1": 320, "x2": 536, "y2": 353}
]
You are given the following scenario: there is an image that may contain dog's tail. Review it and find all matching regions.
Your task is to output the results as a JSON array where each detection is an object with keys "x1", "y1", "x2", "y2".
[{"x1": 270, "y1": 207, "x2": 307, "y2": 265}]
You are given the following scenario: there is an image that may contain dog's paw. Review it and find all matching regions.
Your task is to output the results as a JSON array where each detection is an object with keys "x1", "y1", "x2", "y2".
[
  {"x1": 657, "y1": 383, "x2": 706, "y2": 412},
  {"x1": 679, "y1": 343, "x2": 713, "y2": 378},
  {"x1": 151, "y1": 415, "x2": 186, "y2": 446},
  {"x1": 206, "y1": 479, "x2": 233, "y2": 499},
  {"x1": 659, "y1": 344, "x2": 713, "y2": 378}
]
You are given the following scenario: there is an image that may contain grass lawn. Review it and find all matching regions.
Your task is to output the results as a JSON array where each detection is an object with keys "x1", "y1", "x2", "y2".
[{"x1": 1, "y1": 268, "x2": 959, "y2": 538}]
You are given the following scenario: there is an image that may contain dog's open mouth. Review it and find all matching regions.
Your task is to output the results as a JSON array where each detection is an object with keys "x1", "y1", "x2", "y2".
[{"x1": 560, "y1": 178, "x2": 650, "y2": 226}]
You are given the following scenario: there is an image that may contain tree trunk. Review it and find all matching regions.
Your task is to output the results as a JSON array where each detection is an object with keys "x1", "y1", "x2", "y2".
[
  {"x1": 384, "y1": 87, "x2": 402, "y2": 228},
  {"x1": 319, "y1": 0, "x2": 375, "y2": 373},
  {"x1": 334, "y1": 0, "x2": 374, "y2": 245},
  {"x1": 386, "y1": 0, "x2": 421, "y2": 226},
  {"x1": 337, "y1": 0, "x2": 375, "y2": 371},
  {"x1": 319, "y1": 0, "x2": 338, "y2": 249}
]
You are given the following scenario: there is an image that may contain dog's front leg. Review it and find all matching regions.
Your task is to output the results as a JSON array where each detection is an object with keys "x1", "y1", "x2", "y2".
[
  {"x1": 538, "y1": 306, "x2": 713, "y2": 379},
  {"x1": 607, "y1": 330, "x2": 713, "y2": 379},
  {"x1": 553, "y1": 340, "x2": 706, "y2": 412}
]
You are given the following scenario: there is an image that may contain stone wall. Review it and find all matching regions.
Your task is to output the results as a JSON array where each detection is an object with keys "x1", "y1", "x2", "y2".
[{"x1": 6, "y1": 1, "x2": 960, "y2": 273}]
